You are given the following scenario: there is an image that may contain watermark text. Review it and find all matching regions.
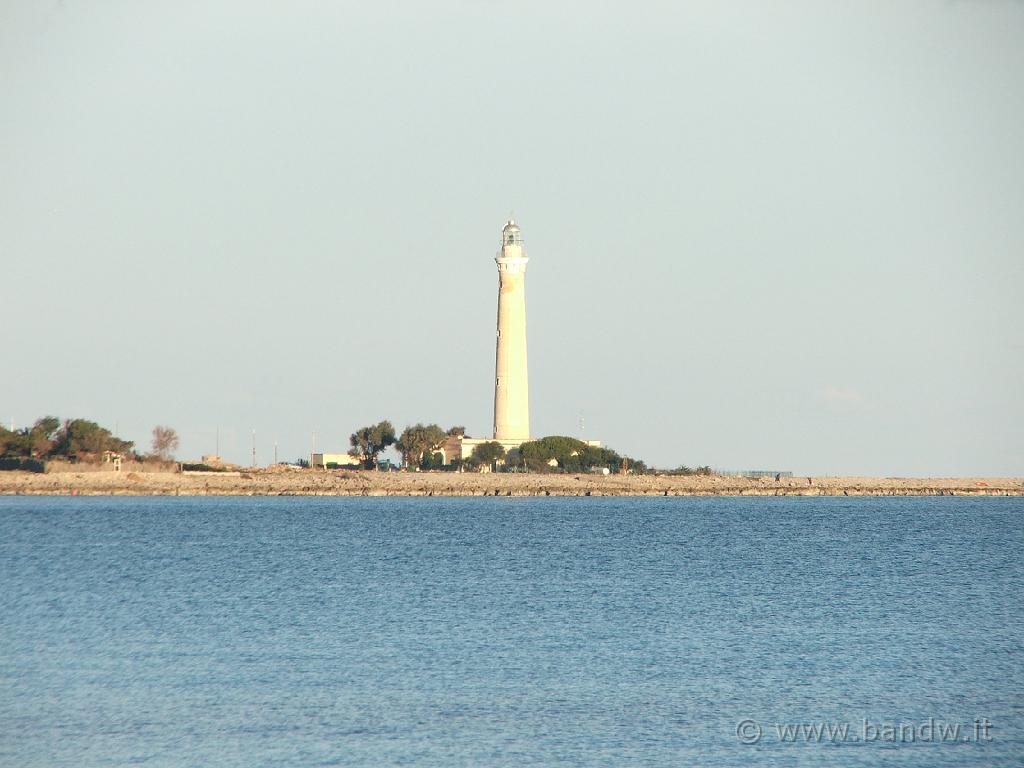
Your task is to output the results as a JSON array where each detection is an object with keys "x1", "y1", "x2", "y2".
[{"x1": 735, "y1": 717, "x2": 993, "y2": 745}]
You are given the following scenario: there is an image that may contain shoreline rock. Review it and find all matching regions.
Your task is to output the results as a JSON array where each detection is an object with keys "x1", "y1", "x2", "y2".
[{"x1": 0, "y1": 471, "x2": 1021, "y2": 497}]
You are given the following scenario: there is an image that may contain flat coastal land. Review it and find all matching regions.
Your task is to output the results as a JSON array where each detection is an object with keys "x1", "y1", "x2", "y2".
[{"x1": 1, "y1": 470, "x2": 1021, "y2": 497}]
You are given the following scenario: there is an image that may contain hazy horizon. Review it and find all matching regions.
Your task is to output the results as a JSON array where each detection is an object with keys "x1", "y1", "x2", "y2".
[{"x1": 2, "y1": 1, "x2": 1021, "y2": 475}]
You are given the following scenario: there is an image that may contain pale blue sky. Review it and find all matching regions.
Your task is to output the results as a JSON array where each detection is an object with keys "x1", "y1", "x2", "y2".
[{"x1": 2, "y1": 1, "x2": 1021, "y2": 475}]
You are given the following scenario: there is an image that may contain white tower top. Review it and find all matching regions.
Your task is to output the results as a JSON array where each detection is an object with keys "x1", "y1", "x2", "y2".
[
  {"x1": 502, "y1": 219, "x2": 523, "y2": 246},
  {"x1": 497, "y1": 219, "x2": 529, "y2": 270}
]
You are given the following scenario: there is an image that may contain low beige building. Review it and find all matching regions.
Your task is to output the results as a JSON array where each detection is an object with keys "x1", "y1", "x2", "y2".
[{"x1": 311, "y1": 452, "x2": 362, "y2": 469}]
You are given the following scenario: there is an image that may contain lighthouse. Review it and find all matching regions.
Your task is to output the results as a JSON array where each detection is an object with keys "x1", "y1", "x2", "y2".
[
  {"x1": 437, "y1": 218, "x2": 599, "y2": 466},
  {"x1": 493, "y1": 219, "x2": 531, "y2": 441}
]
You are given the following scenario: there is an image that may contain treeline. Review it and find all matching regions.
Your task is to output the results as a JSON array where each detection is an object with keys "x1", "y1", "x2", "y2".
[
  {"x1": 0, "y1": 417, "x2": 133, "y2": 461},
  {"x1": 667, "y1": 465, "x2": 713, "y2": 476},
  {"x1": 347, "y1": 421, "x2": 461, "y2": 470},
  {"x1": 515, "y1": 436, "x2": 647, "y2": 474},
  {"x1": 346, "y1": 420, "x2": 649, "y2": 474},
  {"x1": 0, "y1": 417, "x2": 180, "y2": 463}
]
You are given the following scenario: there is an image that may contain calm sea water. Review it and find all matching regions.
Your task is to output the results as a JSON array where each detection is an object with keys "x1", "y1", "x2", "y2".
[{"x1": 0, "y1": 496, "x2": 1021, "y2": 767}]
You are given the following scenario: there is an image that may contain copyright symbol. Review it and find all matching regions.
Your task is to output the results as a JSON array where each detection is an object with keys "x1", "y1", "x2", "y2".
[{"x1": 736, "y1": 719, "x2": 762, "y2": 745}]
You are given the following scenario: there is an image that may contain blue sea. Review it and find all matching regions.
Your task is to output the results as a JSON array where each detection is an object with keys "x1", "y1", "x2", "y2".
[{"x1": 1, "y1": 496, "x2": 1021, "y2": 767}]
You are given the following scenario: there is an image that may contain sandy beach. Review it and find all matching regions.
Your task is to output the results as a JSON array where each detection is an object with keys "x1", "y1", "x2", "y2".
[{"x1": 0, "y1": 470, "x2": 1020, "y2": 497}]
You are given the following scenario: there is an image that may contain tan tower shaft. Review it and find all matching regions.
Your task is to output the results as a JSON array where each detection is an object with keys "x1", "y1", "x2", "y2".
[{"x1": 493, "y1": 222, "x2": 530, "y2": 441}]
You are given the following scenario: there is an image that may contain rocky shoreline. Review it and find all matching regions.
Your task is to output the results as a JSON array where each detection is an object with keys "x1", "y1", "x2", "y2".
[{"x1": 0, "y1": 470, "x2": 1021, "y2": 497}]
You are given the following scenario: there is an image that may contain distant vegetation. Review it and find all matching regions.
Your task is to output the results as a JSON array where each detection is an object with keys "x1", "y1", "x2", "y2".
[
  {"x1": 395, "y1": 423, "x2": 447, "y2": 469},
  {"x1": 151, "y1": 426, "x2": 180, "y2": 461},
  {"x1": 348, "y1": 420, "x2": 397, "y2": 469},
  {"x1": 349, "y1": 421, "x2": 469, "y2": 470},
  {"x1": 0, "y1": 417, "x2": 133, "y2": 461},
  {"x1": 1, "y1": 415, "x2": 703, "y2": 475},
  {"x1": 180, "y1": 462, "x2": 228, "y2": 473},
  {"x1": 0, "y1": 416, "x2": 180, "y2": 463},
  {"x1": 517, "y1": 436, "x2": 648, "y2": 474},
  {"x1": 344, "y1": 421, "x2": 650, "y2": 474},
  {"x1": 466, "y1": 441, "x2": 506, "y2": 471},
  {"x1": 666, "y1": 465, "x2": 713, "y2": 476}
]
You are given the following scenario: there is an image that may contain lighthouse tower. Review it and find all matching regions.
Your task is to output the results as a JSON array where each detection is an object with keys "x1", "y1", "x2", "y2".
[{"x1": 493, "y1": 219, "x2": 531, "y2": 441}]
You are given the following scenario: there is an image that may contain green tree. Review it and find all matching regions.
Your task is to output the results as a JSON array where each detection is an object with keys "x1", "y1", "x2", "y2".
[
  {"x1": 0, "y1": 420, "x2": 54, "y2": 458},
  {"x1": 348, "y1": 420, "x2": 396, "y2": 469},
  {"x1": 2, "y1": 416, "x2": 133, "y2": 460},
  {"x1": 517, "y1": 436, "x2": 643, "y2": 474},
  {"x1": 395, "y1": 423, "x2": 447, "y2": 469},
  {"x1": 446, "y1": 425, "x2": 466, "y2": 437},
  {"x1": 564, "y1": 444, "x2": 615, "y2": 471},
  {"x1": 421, "y1": 451, "x2": 446, "y2": 470},
  {"x1": 470, "y1": 441, "x2": 506, "y2": 471},
  {"x1": 29, "y1": 416, "x2": 61, "y2": 457},
  {"x1": 52, "y1": 419, "x2": 133, "y2": 459},
  {"x1": 518, "y1": 436, "x2": 588, "y2": 472},
  {"x1": 0, "y1": 424, "x2": 19, "y2": 457}
]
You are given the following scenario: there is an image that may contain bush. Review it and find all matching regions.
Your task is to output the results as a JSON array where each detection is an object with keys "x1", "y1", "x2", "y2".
[
  {"x1": 668, "y1": 465, "x2": 713, "y2": 476},
  {"x1": 0, "y1": 457, "x2": 45, "y2": 473}
]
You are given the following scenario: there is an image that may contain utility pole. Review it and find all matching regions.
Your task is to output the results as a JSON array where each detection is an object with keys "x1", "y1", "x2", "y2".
[
  {"x1": 311, "y1": 431, "x2": 315, "y2": 470},
  {"x1": 215, "y1": 427, "x2": 219, "y2": 458},
  {"x1": 251, "y1": 429, "x2": 256, "y2": 468},
  {"x1": 274, "y1": 441, "x2": 278, "y2": 465}
]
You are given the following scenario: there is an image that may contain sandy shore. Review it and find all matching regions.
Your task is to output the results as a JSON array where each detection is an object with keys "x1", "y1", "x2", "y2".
[{"x1": 0, "y1": 470, "x2": 1021, "y2": 497}]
